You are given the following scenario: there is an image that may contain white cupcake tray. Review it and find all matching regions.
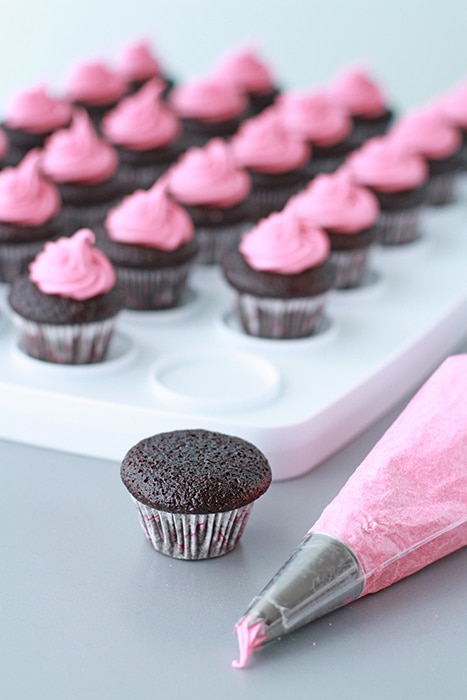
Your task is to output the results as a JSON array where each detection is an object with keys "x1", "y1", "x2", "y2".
[{"x1": 1, "y1": 180, "x2": 467, "y2": 480}]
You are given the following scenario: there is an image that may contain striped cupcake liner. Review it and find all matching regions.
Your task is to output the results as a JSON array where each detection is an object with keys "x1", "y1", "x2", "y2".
[
  {"x1": 329, "y1": 247, "x2": 373, "y2": 289},
  {"x1": 132, "y1": 497, "x2": 254, "y2": 559},
  {"x1": 195, "y1": 220, "x2": 253, "y2": 265},
  {"x1": 249, "y1": 181, "x2": 306, "y2": 219},
  {"x1": 115, "y1": 263, "x2": 192, "y2": 310},
  {"x1": 233, "y1": 292, "x2": 329, "y2": 339},
  {"x1": 10, "y1": 313, "x2": 118, "y2": 364},
  {"x1": 0, "y1": 239, "x2": 49, "y2": 283},
  {"x1": 427, "y1": 172, "x2": 457, "y2": 206},
  {"x1": 63, "y1": 199, "x2": 123, "y2": 236},
  {"x1": 375, "y1": 206, "x2": 424, "y2": 246}
]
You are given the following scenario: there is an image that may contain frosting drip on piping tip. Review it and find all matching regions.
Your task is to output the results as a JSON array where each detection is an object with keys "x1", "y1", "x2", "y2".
[{"x1": 232, "y1": 616, "x2": 267, "y2": 669}]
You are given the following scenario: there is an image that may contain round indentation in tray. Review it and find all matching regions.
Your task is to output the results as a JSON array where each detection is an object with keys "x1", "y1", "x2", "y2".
[
  {"x1": 150, "y1": 347, "x2": 280, "y2": 411},
  {"x1": 11, "y1": 331, "x2": 137, "y2": 376},
  {"x1": 120, "y1": 287, "x2": 203, "y2": 325}
]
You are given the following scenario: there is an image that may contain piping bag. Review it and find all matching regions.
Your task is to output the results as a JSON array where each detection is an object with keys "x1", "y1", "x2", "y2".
[{"x1": 232, "y1": 354, "x2": 467, "y2": 668}]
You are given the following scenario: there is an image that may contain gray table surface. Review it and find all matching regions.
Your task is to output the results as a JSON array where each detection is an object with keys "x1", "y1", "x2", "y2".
[{"x1": 2, "y1": 366, "x2": 467, "y2": 700}]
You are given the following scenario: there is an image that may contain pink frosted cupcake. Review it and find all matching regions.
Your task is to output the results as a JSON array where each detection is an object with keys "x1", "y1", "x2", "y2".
[
  {"x1": 169, "y1": 75, "x2": 248, "y2": 147},
  {"x1": 0, "y1": 150, "x2": 64, "y2": 282},
  {"x1": 345, "y1": 135, "x2": 428, "y2": 245},
  {"x1": 8, "y1": 228, "x2": 125, "y2": 364},
  {"x1": 115, "y1": 37, "x2": 175, "y2": 96},
  {"x1": 213, "y1": 47, "x2": 280, "y2": 116},
  {"x1": 433, "y1": 81, "x2": 467, "y2": 169},
  {"x1": 0, "y1": 127, "x2": 15, "y2": 169},
  {"x1": 287, "y1": 170, "x2": 379, "y2": 288},
  {"x1": 276, "y1": 90, "x2": 354, "y2": 176},
  {"x1": 165, "y1": 138, "x2": 252, "y2": 264},
  {"x1": 40, "y1": 109, "x2": 125, "y2": 233},
  {"x1": 1, "y1": 84, "x2": 72, "y2": 163},
  {"x1": 97, "y1": 182, "x2": 198, "y2": 310},
  {"x1": 230, "y1": 109, "x2": 310, "y2": 220},
  {"x1": 326, "y1": 66, "x2": 394, "y2": 146},
  {"x1": 64, "y1": 59, "x2": 128, "y2": 129},
  {"x1": 101, "y1": 79, "x2": 183, "y2": 190},
  {"x1": 390, "y1": 107, "x2": 463, "y2": 205},
  {"x1": 222, "y1": 208, "x2": 335, "y2": 339}
]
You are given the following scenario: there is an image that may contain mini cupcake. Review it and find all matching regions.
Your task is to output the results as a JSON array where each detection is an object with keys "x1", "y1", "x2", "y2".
[
  {"x1": 165, "y1": 138, "x2": 252, "y2": 264},
  {"x1": 433, "y1": 81, "x2": 467, "y2": 169},
  {"x1": 276, "y1": 90, "x2": 354, "y2": 176},
  {"x1": 390, "y1": 107, "x2": 463, "y2": 205},
  {"x1": 287, "y1": 170, "x2": 379, "y2": 288},
  {"x1": 168, "y1": 75, "x2": 248, "y2": 148},
  {"x1": 101, "y1": 79, "x2": 184, "y2": 190},
  {"x1": 230, "y1": 109, "x2": 310, "y2": 221},
  {"x1": 120, "y1": 429, "x2": 272, "y2": 560},
  {"x1": 326, "y1": 66, "x2": 394, "y2": 147},
  {"x1": 214, "y1": 47, "x2": 280, "y2": 116},
  {"x1": 0, "y1": 150, "x2": 63, "y2": 283},
  {"x1": 8, "y1": 228, "x2": 125, "y2": 364},
  {"x1": 1, "y1": 84, "x2": 72, "y2": 164},
  {"x1": 115, "y1": 37, "x2": 175, "y2": 96},
  {"x1": 64, "y1": 59, "x2": 128, "y2": 130},
  {"x1": 222, "y1": 208, "x2": 335, "y2": 339},
  {"x1": 96, "y1": 182, "x2": 198, "y2": 310},
  {"x1": 40, "y1": 109, "x2": 125, "y2": 233},
  {"x1": 344, "y1": 135, "x2": 428, "y2": 246}
]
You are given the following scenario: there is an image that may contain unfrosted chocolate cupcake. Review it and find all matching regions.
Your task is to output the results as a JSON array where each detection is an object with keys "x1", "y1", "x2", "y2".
[{"x1": 120, "y1": 429, "x2": 272, "y2": 559}]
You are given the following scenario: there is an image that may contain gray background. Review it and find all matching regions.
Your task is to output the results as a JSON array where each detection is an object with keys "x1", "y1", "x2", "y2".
[{"x1": 1, "y1": 3, "x2": 467, "y2": 698}]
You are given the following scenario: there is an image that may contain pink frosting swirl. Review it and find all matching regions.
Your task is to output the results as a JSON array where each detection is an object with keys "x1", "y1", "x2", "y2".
[
  {"x1": 169, "y1": 76, "x2": 247, "y2": 122},
  {"x1": 231, "y1": 109, "x2": 310, "y2": 174},
  {"x1": 344, "y1": 136, "x2": 428, "y2": 193},
  {"x1": 105, "y1": 181, "x2": 194, "y2": 249},
  {"x1": 435, "y1": 81, "x2": 467, "y2": 129},
  {"x1": 0, "y1": 149, "x2": 60, "y2": 225},
  {"x1": 41, "y1": 109, "x2": 118, "y2": 185},
  {"x1": 166, "y1": 138, "x2": 251, "y2": 207},
  {"x1": 30, "y1": 228, "x2": 116, "y2": 299},
  {"x1": 276, "y1": 90, "x2": 352, "y2": 146},
  {"x1": 390, "y1": 107, "x2": 462, "y2": 160},
  {"x1": 288, "y1": 170, "x2": 379, "y2": 233},
  {"x1": 327, "y1": 67, "x2": 388, "y2": 118},
  {"x1": 4, "y1": 84, "x2": 72, "y2": 133},
  {"x1": 0, "y1": 128, "x2": 8, "y2": 159},
  {"x1": 101, "y1": 79, "x2": 180, "y2": 150},
  {"x1": 214, "y1": 48, "x2": 275, "y2": 94},
  {"x1": 239, "y1": 209, "x2": 330, "y2": 274},
  {"x1": 116, "y1": 38, "x2": 163, "y2": 81},
  {"x1": 65, "y1": 60, "x2": 128, "y2": 105}
]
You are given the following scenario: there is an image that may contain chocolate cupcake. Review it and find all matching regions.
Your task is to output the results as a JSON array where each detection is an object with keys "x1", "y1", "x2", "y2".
[
  {"x1": 276, "y1": 90, "x2": 355, "y2": 176},
  {"x1": 40, "y1": 109, "x2": 126, "y2": 233},
  {"x1": 8, "y1": 228, "x2": 125, "y2": 364},
  {"x1": 0, "y1": 150, "x2": 64, "y2": 283},
  {"x1": 390, "y1": 106, "x2": 463, "y2": 205},
  {"x1": 120, "y1": 429, "x2": 272, "y2": 560},
  {"x1": 1, "y1": 84, "x2": 73, "y2": 164},
  {"x1": 223, "y1": 208, "x2": 335, "y2": 339},
  {"x1": 230, "y1": 109, "x2": 310, "y2": 221},
  {"x1": 165, "y1": 138, "x2": 253, "y2": 264},
  {"x1": 96, "y1": 182, "x2": 198, "y2": 310},
  {"x1": 287, "y1": 169, "x2": 379, "y2": 289},
  {"x1": 433, "y1": 81, "x2": 467, "y2": 170},
  {"x1": 101, "y1": 79, "x2": 184, "y2": 191},
  {"x1": 326, "y1": 66, "x2": 394, "y2": 147},
  {"x1": 115, "y1": 37, "x2": 175, "y2": 97},
  {"x1": 344, "y1": 135, "x2": 429, "y2": 246},
  {"x1": 168, "y1": 75, "x2": 248, "y2": 148}
]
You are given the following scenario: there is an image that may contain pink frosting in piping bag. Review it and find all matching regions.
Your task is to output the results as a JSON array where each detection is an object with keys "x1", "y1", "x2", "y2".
[
  {"x1": 0, "y1": 149, "x2": 60, "y2": 225},
  {"x1": 40, "y1": 109, "x2": 118, "y2": 184},
  {"x1": 276, "y1": 90, "x2": 352, "y2": 146},
  {"x1": 101, "y1": 79, "x2": 180, "y2": 150},
  {"x1": 105, "y1": 182, "x2": 194, "y2": 249},
  {"x1": 30, "y1": 228, "x2": 116, "y2": 300},
  {"x1": 4, "y1": 84, "x2": 72, "y2": 133}
]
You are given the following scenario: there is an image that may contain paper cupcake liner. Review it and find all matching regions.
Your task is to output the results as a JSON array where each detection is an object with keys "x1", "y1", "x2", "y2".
[
  {"x1": 305, "y1": 155, "x2": 347, "y2": 178},
  {"x1": 0, "y1": 240, "x2": 49, "y2": 283},
  {"x1": 249, "y1": 181, "x2": 306, "y2": 220},
  {"x1": 10, "y1": 313, "x2": 118, "y2": 364},
  {"x1": 427, "y1": 172, "x2": 457, "y2": 206},
  {"x1": 233, "y1": 292, "x2": 329, "y2": 339},
  {"x1": 329, "y1": 246, "x2": 373, "y2": 289},
  {"x1": 64, "y1": 200, "x2": 123, "y2": 236},
  {"x1": 195, "y1": 221, "x2": 253, "y2": 265},
  {"x1": 115, "y1": 263, "x2": 192, "y2": 310},
  {"x1": 375, "y1": 206, "x2": 424, "y2": 246},
  {"x1": 132, "y1": 497, "x2": 254, "y2": 559}
]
